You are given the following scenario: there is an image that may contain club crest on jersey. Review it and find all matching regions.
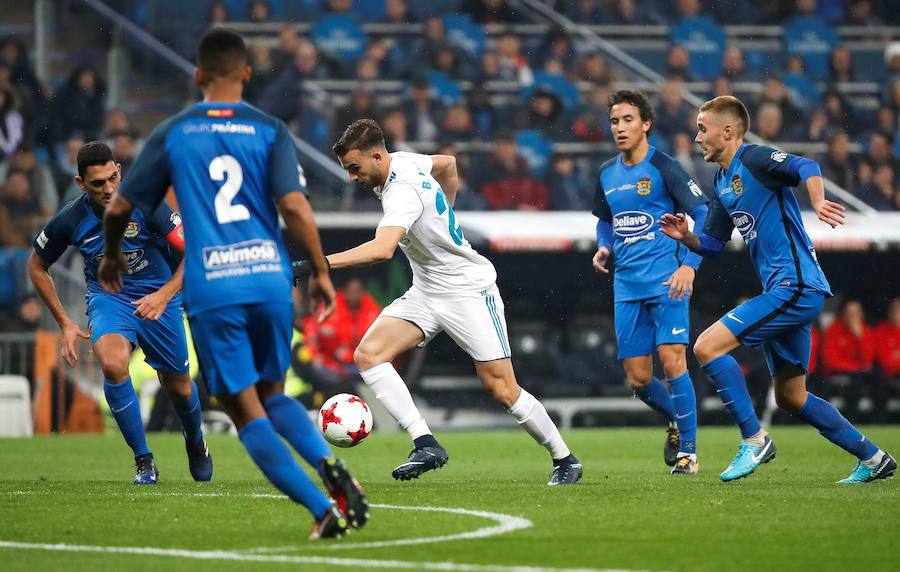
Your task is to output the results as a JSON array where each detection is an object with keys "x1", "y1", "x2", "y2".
[
  {"x1": 124, "y1": 221, "x2": 139, "y2": 238},
  {"x1": 731, "y1": 176, "x2": 743, "y2": 196},
  {"x1": 637, "y1": 178, "x2": 652, "y2": 195}
]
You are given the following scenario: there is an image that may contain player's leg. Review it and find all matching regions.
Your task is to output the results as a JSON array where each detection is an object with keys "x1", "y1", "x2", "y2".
[
  {"x1": 138, "y1": 305, "x2": 210, "y2": 481},
  {"x1": 89, "y1": 294, "x2": 156, "y2": 483},
  {"x1": 190, "y1": 306, "x2": 345, "y2": 538},
  {"x1": 473, "y1": 357, "x2": 581, "y2": 485},
  {"x1": 358, "y1": 290, "x2": 448, "y2": 480},
  {"x1": 617, "y1": 299, "x2": 680, "y2": 466},
  {"x1": 652, "y1": 292, "x2": 699, "y2": 472},
  {"x1": 768, "y1": 330, "x2": 895, "y2": 484}
]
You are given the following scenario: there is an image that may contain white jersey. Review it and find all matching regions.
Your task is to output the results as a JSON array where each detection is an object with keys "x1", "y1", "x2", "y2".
[{"x1": 376, "y1": 152, "x2": 496, "y2": 294}]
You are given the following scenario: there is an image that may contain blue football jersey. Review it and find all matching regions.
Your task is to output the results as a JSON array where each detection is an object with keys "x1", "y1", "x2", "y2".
[
  {"x1": 34, "y1": 193, "x2": 182, "y2": 300},
  {"x1": 593, "y1": 147, "x2": 708, "y2": 301},
  {"x1": 117, "y1": 102, "x2": 308, "y2": 316},
  {"x1": 702, "y1": 144, "x2": 832, "y2": 296}
]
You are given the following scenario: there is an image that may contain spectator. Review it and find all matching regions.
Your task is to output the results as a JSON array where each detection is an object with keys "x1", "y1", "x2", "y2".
[
  {"x1": 875, "y1": 105, "x2": 897, "y2": 139},
  {"x1": 402, "y1": 77, "x2": 443, "y2": 142},
  {"x1": 800, "y1": 107, "x2": 829, "y2": 143},
  {"x1": 258, "y1": 39, "x2": 329, "y2": 122},
  {"x1": 249, "y1": 0, "x2": 271, "y2": 22},
  {"x1": 511, "y1": 89, "x2": 569, "y2": 139},
  {"x1": 303, "y1": 277, "x2": 381, "y2": 380},
  {"x1": 0, "y1": 83, "x2": 24, "y2": 161},
  {"x1": 820, "y1": 130, "x2": 856, "y2": 191},
  {"x1": 111, "y1": 132, "x2": 138, "y2": 176},
  {"x1": 334, "y1": 88, "x2": 377, "y2": 141},
  {"x1": 843, "y1": 0, "x2": 882, "y2": 27},
  {"x1": 48, "y1": 66, "x2": 105, "y2": 146},
  {"x1": 572, "y1": 83, "x2": 611, "y2": 143},
  {"x1": 478, "y1": 51, "x2": 503, "y2": 83},
  {"x1": 754, "y1": 103, "x2": 788, "y2": 142},
  {"x1": 52, "y1": 132, "x2": 85, "y2": 203},
  {"x1": 856, "y1": 164, "x2": 897, "y2": 210},
  {"x1": 672, "y1": 131, "x2": 718, "y2": 184},
  {"x1": 654, "y1": 76, "x2": 693, "y2": 138},
  {"x1": 0, "y1": 144, "x2": 57, "y2": 214},
  {"x1": 828, "y1": 46, "x2": 855, "y2": 83},
  {"x1": 244, "y1": 46, "x2": 279, "y2": 103},
  {"x1": 207, "y1": 1, "x2": 228, "y2": 24},
  {"x1": 863, "y1": 131, "x2": 896, "y2": 170},
  {"x1": 272, "y1": 26, "x2": 303, "y2": 73},
  {"x1": 385, "y1": 0, "x2": 415, "y2": 24},
  {"x1": 431, "y1": 44, "x2": 467, "y2": 81},
  {"x1": 416, "y1": 17, "x2": 448, "y2": 65},
  {"x1": 608, "y1": 0, "x2": 659, "y2": 24},
  {"x1": 441, "y1": 103, "x2": 476, "y2": 142},
  {"x1": 536, "y1": 29, "x2": 576, "y2": 73},
  {"x1": 664, "y1": 45, "x2": 694, "y2": 81},
  {"x1": 494, "y1": 32, "x2": 533, "y2": 85},
  {"x1": 576, "y1": 53, "x2": 614, "y2": 84},
  {"x1": 721, "y1": 46, "x2": 749, "y2": 81},
  {"x1": 711, "y1": 75, "x2": 733, "y2": 98},
  {"x1": 756, "y1": 76, "x2": 805, "y2": 134},
  {"x1": 468, "y1": 85, "x2": 496, "y2": 139},
  {"x1": 478, "y1": 134, "x2": 549, "y2": 210},
  {"x1": 822, "y1": 298, "x2": 876, "y2": 419},
  {"x1": 546, "y1": 154, "x2": 591, "y2": 211},
  {"x1": 0, "y1": 37, "x2": 44, "y2": 129},
  {"x1": 380, "y1": 107, "x2": 414, "y2": 152},
  {"x1": 323, "y1": 0, "x2": 356, "y2": 16},
  {"x1": 101, "y1": 109, "x2": 138, "y2": 143},
  {"x1": 355, "y1": 57, "x2": 380, "y2": 81},
  {"x1": 462, "y1": 0, "x2": 521, "y2": 24},
  {"x1": 0, "y1": 169, "x2": 44, "y2": 246},
  {"x1": 567, "y1": 0, "x2": 605, "y2": 24},
  {"x1": 875, "y1": 298, "x2": 900, "y2": 379}
]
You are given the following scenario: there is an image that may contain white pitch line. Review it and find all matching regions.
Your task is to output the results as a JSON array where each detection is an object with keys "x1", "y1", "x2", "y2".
[{"x1": 0, "y1": 540, "x2": 638, "y2": 572}]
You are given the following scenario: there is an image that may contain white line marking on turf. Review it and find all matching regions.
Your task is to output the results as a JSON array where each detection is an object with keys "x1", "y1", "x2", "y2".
[{"x1": 0, "y1": 540, "x2": 638, "y2": 572}]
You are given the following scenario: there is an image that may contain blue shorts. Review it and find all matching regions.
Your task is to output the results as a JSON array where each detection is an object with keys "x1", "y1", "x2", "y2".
[
  {"x1": 189, "y1": 302, "x2": 292, "y2": 396},
  {"x1": 87, "y1": 292, "x2": 189, "y2": 374},
  {"x1": 721, "y1": 288, "x2": 825, "y2": 376},
  {"x1": 614, "y1": 293, "x2": 690, "y2": 359}
]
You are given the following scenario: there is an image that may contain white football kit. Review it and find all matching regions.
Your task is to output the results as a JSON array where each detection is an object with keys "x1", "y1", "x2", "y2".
[{"x1": 376, "y1": 152, "x2": 511, "y2": 361}]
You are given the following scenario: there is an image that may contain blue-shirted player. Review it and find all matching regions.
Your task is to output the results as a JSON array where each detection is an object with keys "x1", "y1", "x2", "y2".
[
  {"x1": 28, "y1": 141, "x2": 211, "y2": 485},
  {"x1": 97, "y1": 29, "x2": 367, "y2": 539},
  {"x1": 659, "y1": 95, "x2": 896, "y2": 483},
  {"x1": 592, "y1": 90, "x2": 708, "y2": 475}
]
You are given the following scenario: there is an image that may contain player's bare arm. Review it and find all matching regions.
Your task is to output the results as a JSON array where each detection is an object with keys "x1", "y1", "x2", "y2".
[
  {"x1": 28, "y1": 251, "x2": 90, "y2": 365},
  {"x1": 658, "y1": 213, "x2": 703, "y2": 252},
  {"x1": 430, "y1": 154, "x2": 459, "y2": 206},
  {"x1": 805, "y1": 175, "x2": 846, "y2": 228},
  {"x1": 592, "y1": 247, "x2": 610, "y2": 274},
  {"x1": 327, "y1": 226, "x2": 406, "y2": 269},
  {"x1": 98, "y1": 193, "x2": 135, "y2": 293},
  {"x1": 132, "y1": 259, "x2": 184, "y2": 321},
  {"x1": 277, "y1": 191, "x2": 337, "y2": 321}
]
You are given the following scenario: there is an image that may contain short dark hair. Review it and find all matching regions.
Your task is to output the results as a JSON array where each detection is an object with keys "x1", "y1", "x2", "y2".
[
  {"x1": 76, "y1": 141, "x2": 115, "y2": 178},
  {"x1": 608, "y1": 89, "x2": 655, "y2": 134},
  {"x1": 332, "y1": 119, "x2": 386, "y2": 157},
  {"x1": 196, "y1": 28, "x2": 248, "y2": 79}
]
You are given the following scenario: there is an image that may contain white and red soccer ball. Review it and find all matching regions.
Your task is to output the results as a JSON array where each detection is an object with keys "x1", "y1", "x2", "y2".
[{"x1": 318, "y1": 393, "x2": 373, "y2": 448}]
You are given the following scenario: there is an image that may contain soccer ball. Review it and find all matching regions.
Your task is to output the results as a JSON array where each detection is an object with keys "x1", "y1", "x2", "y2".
[{"x1": 318, "y1": 393, "x2": 373, "y2": 448}]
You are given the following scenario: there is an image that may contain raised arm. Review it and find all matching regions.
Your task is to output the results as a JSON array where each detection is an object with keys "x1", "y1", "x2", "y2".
[{"x1": 430, "y1": 154, "x2": 459, "y2": 206}]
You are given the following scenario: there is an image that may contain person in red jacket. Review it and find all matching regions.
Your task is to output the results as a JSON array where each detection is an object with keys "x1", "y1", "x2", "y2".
[
  {"x1": 478, "y1": 134, "x2": 549, "y2": 211},
  {"x1": 304, "y1": 278, "x2": 381, "y2": 379},
  {"x1": 873, "y1": 298, "x2": 900, "y2": 422},
  {"x1": 822, "y1": 298, "x2": 876, "y2": 420}
]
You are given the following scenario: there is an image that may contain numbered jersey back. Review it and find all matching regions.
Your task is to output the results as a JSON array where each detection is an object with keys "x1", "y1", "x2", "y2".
[
  {"x1": 378, "y1": 152, "x2": 495, "y2": 294},
  {"x1": 118, "y1": 102, "x2": 306, "y2": 316}
]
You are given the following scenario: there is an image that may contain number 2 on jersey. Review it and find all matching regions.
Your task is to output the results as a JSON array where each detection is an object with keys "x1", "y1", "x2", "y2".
[
  {"x1": 210, "y1": 155, "x2": 250, "y2": 224},
  {"x1": 434, "y1": 188, "x2": 464, "y2": 246}
]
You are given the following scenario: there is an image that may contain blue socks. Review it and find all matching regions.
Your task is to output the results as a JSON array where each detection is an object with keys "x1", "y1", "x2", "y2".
[
  {"x1": 169, "y1": 380, "x2": 204, "y2": 446},
  {"x1": 635, "y1": 377, "x2": 675, "y2": 423},
  {"x1": 796, "y1": 392, "x2": 879, "y2": 461},
  {"x1": 702, "y1": 355, "x2": 762, "y2": 439},
  {"x1": 238, "y1": 417, "x2": 332, "y2": 519},
  {"x1": 668, "y1": 372, "x2": 697, "y2": 454},
  {"x1": 104, "y1": 378, "x2": 151, "y2": 458},
  {"x1": 264, "y1": 394, "x2": 332, "y2": 467}
]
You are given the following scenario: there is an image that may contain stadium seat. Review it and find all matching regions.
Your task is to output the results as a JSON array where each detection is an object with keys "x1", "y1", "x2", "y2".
[{"x1": 0, "y1": 375, "x2": 32, "y2": 437}]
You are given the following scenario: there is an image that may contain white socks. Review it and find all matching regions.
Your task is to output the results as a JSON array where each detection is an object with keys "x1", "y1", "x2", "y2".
[
  {"x1": 360, "y1": 363, "x2": 431, "y2": 440},
  {"x1": 743, "y1": 429, "x2": 768, "y2": 447},
  {"x1": 506, "y1": 388, "x2": 570, "y2": 461},
  {"x1": 863, "y1": 450, "x2": 885, "y2": 468}
]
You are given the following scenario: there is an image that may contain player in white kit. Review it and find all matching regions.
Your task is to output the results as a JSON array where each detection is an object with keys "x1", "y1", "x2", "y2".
[{"x1": 316, "y1": 119, "x2": 581, "y2": 485}]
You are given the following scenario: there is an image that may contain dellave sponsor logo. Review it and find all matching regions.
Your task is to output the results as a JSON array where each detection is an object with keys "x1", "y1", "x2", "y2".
[
  {"x1": 731, "y1": 210, "x2": 756, "y2": 237},
  {"x1": 613, "y1": 210, "x2": 654, "y2": 237},
  {"x1": 202, "y1": 239, "x2": 280, "y2": 269}
]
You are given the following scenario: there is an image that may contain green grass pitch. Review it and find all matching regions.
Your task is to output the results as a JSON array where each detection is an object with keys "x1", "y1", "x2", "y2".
[{"x1": 2, "y1": 426, "x2": 899, "y2": 571}]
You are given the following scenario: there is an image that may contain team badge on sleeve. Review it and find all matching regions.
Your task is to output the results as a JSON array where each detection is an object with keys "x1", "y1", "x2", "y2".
[
  {"x1": 36, "y1": 230, "x2": 48, "y2": 249},
  {"x1": 637, "y1": 178, "x2": 652, "y2": 196},
  {"x1": 732, "y1": 176, "x2": 743, "y2": 196},
  {"x1": 688, "y1": 180, "x2": 703, "y2": 197},
  {"x1": 124, "y1": 221, "x2": 140, "y2": 237}
]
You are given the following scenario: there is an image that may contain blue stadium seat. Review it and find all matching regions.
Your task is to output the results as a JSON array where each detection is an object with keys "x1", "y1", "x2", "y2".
[{"x1": 311, "y1": 14, "x2": 368, "y2": 64}]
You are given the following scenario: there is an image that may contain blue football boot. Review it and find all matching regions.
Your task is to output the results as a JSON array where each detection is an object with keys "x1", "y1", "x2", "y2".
[
  {"x1": 720, "y1": 435, "x2": 776, "y2": 482},
  {"x1": 185, "y1": 435, "x2": 213, "y2": 482},
  {"x1": 133, "y1": 453, "x2": 159, "y2": 485},
  {"x1": 838, "y1": 452, "x2": 896, "y2": 484}
]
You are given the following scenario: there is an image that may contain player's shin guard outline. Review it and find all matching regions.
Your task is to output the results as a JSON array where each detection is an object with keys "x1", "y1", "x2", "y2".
[
  {"x1": 634, "y1": 377, "x2": 676, "y2": 423},
  {"x1": 796, "y1": 392, "x2": 879, "y2": 461},
  {"x1": 506, "y1": 388, "x2": 571, "y2": 460},
  {"x1": 104, "y1": 378, "x2": 151, "y2": 457},
  {"x1": 668, "y1": 372, "x2": 698, "y2": 454},
  {"x1": 360, "y1": 362, "x2": 431, "y2": 439},
  {"x1": 702, "y1": 354, "x2": 762, "y2": 439},
  {"x1": 264, "y1": 393, "x2": 332, "y2": 467}
]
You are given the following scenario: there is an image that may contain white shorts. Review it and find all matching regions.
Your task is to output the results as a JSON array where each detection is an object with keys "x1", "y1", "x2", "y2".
[{"x1": 380, "y1": 283, "x2": 511, "y2": 362}]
